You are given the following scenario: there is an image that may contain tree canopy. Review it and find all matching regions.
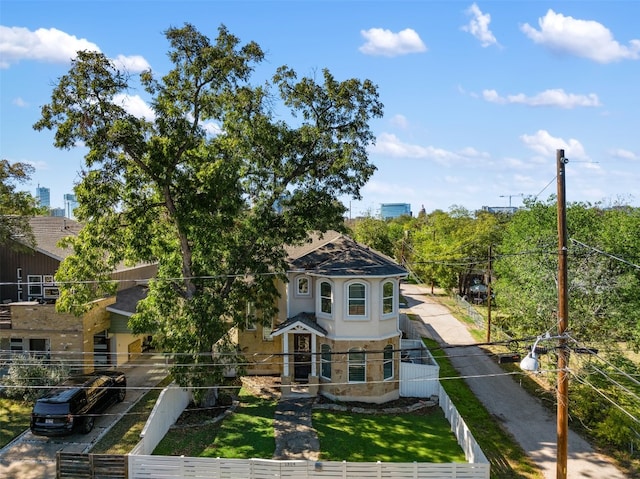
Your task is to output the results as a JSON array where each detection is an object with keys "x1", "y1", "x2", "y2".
[
  {"x1": 0, "y1": 159, "x2": 41, "y2": 249},
  {"x1": 34, "y1": 24, "x2": 383, "y2": 400}
]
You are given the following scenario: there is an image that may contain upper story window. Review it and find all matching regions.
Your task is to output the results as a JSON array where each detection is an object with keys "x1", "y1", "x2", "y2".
[
  {"x1": 27, "y1": 275, "x2": 42, "y2": 298},
  {"x1": 319, "y1": 281, "x2": 333, "y2": 316},
  {"x1": 383, "y1": 345, "x2": 394, "y2": 380},
  {"x1": 262, "y1": 317, "x2": 273, "y2": 341},
  {"x1": 347, "y1": 282, "x2": 367, "y2": 317},
  {"x1": 321, "y1": 344, "x2": 332, "y2": 379},
  {"x1": 296, "y1": 276, "x2": 310, "y2": 296},
  {"x1": 246, "y1": 301, "x2": 256, "y2": 330},
  {"x1": 382, "y1": 280, "x2": 395, "y2": 316}
]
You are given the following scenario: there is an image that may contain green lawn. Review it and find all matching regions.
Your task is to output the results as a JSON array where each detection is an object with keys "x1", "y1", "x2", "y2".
[
  {"x1": 91, "y1": 375, "x2": 173, "y2": 454},
  {"x1": 313, "y1": 407, "x2": 466, "y2": 462},
  {"x1": 153, "y1": 388, "x2": 277, "y2": 458},
  {"x1": 0, "y1": 398, "x2": 32, "y2": 448}
]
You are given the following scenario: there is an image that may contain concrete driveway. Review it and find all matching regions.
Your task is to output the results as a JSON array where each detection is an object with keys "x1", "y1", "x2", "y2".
[
  {"x1": 0, "y1": 353, "x2": 168, "y2": 479},
  {"x1": 401, "y1": 283, "x2": 626, "y2": 479}
]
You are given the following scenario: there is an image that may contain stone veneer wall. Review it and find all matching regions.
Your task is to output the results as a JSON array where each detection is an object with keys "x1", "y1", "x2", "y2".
[{"x1": 318, "y1": 335, "x2": 401, "y2": 404}]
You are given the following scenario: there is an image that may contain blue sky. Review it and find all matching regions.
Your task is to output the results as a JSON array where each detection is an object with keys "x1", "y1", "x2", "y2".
[{"x1": 1, "y1": 1, "x2": 639, "y2": 216}]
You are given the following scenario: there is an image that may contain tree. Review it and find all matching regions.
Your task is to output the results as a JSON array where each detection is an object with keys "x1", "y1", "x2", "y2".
[
  {"x1": 1, "y1": 354, "x2": 69, "y2": 402},
  {"x1": 0, "y1": 159, "x2": 41, "y2": 249},
  {"x1": 34, "y1": 24, "x2": 383, "y2": 402}
]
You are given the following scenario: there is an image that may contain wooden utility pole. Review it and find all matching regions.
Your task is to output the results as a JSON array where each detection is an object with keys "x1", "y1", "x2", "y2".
[
  {"x1": 556, "y1": 149, "x2": 569, "y2": 479},
  {"x1": 486, "y1": 244, "x2": 492, "y2": 343}
]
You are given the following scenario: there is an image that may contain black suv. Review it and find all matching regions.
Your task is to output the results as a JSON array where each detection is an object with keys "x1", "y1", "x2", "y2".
[{"x1": 30, "y1": 370, "x2": 126, "y2": 436}]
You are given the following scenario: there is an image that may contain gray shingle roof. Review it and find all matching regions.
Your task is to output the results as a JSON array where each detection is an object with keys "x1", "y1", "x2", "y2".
[
  {"x1": 271, "y1": 312, "x2": 328, "y2": 337},
  {"x1": 287, "y1": 233, "x2": 407, "y2": 278},
  {"x1": 27, "y1": 217, "x2": 83, "y2": 261},
  {"x1": 106, "y1": 285, "x2": 149, "y2": 316}
]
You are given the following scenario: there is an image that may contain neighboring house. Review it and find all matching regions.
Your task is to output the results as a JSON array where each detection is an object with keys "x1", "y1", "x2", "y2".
[
  {"x1": 238, "y1": 231, "x2": 410, "y2": 404},
  {"x1": 0, "y1": 216, "x2": 156, "y2": 372}
]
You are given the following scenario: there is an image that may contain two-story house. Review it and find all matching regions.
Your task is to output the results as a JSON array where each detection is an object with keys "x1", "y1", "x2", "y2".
[
  {"x1": 0, "y1": 216, "x2": 157, "y2": 371},
  {"x1": 237, "y1": 231, "x2": 408, "y2": 404}
]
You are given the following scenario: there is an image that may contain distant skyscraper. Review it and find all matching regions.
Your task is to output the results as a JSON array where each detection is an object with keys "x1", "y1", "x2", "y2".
[
  {"x1": 50, "y1": 207, "x2": 65, "y2": 217},
  {"x1": 380, "y1": 203, "x2": 412, "y2": 220},
  {"x1": 35, "y1": 185, "x2": 50, "y2": 208},
  {"x1": 64, "y1": 193, "x2": 79, "y2": 219}
]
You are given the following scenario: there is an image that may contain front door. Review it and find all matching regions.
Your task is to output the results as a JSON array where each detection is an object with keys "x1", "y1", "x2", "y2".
[{"x1": 293, "y1": 334, "x2": 311, "y2": 383}]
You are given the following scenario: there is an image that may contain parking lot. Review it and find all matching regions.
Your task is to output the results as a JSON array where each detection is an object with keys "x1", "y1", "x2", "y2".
[{"x1": 0, "y1": 354, "x2": 168, "y2": 479}]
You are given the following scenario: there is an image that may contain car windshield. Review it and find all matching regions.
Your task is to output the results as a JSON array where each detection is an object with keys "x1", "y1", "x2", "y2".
[{"x1": 33, "y1": 401, "x2": 69, "y2": 415}]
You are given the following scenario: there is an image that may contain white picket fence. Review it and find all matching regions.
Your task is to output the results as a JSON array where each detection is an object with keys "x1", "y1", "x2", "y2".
[{"x1": 128, "y1": 456, "x2": 489, "y2": 479}]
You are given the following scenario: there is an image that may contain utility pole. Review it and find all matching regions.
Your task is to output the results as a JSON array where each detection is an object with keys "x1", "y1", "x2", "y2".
[
  {"x1": 486, "y1": 244, "x2": 492, "y2": 343},
  {"x1": 556, "y1": 149, "x2": 569, "y2": 479}
]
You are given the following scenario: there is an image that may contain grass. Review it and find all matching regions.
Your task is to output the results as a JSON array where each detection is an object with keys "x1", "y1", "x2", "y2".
[
  {"x1": 91, "y1": 375, "x2": 173, "y2": 454},
  {"x1": 423, "y1": 337, "x2": 543, "y2": 479},
  {"x1": 153, "y1": 388, "x2": 277, "y2": 458},
  {"x1": 0, "y1": 397, "x2": 32, "y2": 448},
  {"x1": 313, "y1": 407, "x2": 466, "y2": 463}
]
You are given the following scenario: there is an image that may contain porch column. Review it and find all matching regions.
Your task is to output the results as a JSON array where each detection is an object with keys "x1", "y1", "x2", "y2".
[
  {"x1": 311, "y1": 333, "x2": 317, "y2": 376},
  {"x1": 282, "y1": 331, "x2": 289, "y2": 377}
]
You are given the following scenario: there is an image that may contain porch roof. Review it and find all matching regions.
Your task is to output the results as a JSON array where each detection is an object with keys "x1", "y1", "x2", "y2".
[{"x1": 271, "y1": 312, "x2": 327, "y2": 337}]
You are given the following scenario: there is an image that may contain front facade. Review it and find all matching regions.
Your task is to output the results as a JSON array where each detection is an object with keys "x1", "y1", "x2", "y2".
[
  {"x1": 239, "y1": 232, "x2": 408, "y2": 404},
  {"x1": 0, "y1": 217, "x2": 156, "y2": 372}
]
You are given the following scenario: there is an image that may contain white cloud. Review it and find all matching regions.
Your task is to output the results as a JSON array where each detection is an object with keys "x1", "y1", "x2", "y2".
[
  {"x1": 359, "y1": 28, "x2": 427, "y2": 57},
  {"x1": 0, "y1": 26, "x2": 101, "y2": 68},
  {"x1": 389, "y1": 114, "x2": 409, "y2": 129},
  {"x1": 483, "y1": 88, "x2": 601, "y2": 108},
  {"x1": 112, "y1": 54, "x2": 151, "y2": 73},
  {"x1": 520, "y1": 9, "x2": 640, "y2": 63},
  {"x1": 520, "y1": 129, "x2": 589, "y2": 161},
  {"x1": 610, "y1": 148, "x2": 638, "y2": 161},
  {"x1": 371, "y1": 133, "x2": 490, "y2": 166},
  {"x1": 462, "y1": 3, "x2": 498, "y2": 47},
  {"x1": 12, "y1": 97, "x2": 28, "y2": 107},
  {"x1": 0, "y1": 26, "x2": 150, "y2": 72},
  {"x1": 113, "y1": 94, "x2": 155, "y2": 121}
]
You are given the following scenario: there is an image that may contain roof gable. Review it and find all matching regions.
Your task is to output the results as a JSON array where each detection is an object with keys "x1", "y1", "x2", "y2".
[{"x1": 288, "y1": 233, "x2": 407, "y2": 278}]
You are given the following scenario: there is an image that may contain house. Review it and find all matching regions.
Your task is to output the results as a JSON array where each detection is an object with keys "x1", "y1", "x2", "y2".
[
  {"x1": 238, "y1": 231, "x2": 409, "y2": 404},
  {"x1": 0, "y1": 216, "x2": 157, "y2": 372}
]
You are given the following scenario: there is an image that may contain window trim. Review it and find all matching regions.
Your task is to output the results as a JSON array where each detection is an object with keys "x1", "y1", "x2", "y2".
[
  {"x1": 318, "y1": 280, "x2": 333, "y2": 318},
  {"x1": 246, "y1": 302, "x2": 257, "y2": 331},
  {"x1": 383, "y1": 344, "x2": 394, "y2": 380},
  {"x1": 346, "y1": 281, "x2": 368, "y2": 320},
  {"x1": 348, "y1": 348, "x2": 366, "y2": 383},
  {"x1": 381, "y1": 280, "x2": 395, "y2": 318},
  {"x1": 27, "y1": 275, "x2": 43, "y2": 298},
  {"x1": 320, "y1": 344, "x2": 332, "y2": 380},
  {"x1": 262, "y1": 318, "x2": 273, "y2": 341},
  {"x1": 295, "y1": 276, "x2": 311, "y2": 297}
]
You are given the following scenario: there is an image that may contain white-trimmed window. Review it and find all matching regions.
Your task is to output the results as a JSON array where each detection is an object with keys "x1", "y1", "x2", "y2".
[
  {"x1": 321, "y1": 344, "x2": 332, "y2": 379},
  {"x1": 348, "y1": 348, "x2": 366, "y2": 383},
  {"x1": 27, "y1": 275, "x2": 42, "y2": 298},
  {"x1": 246, "y1": 302, "x2": 256, "y2": 330},
  {"x1": 382, "y1": 280, "x2": 395, "y2": 316},
  {"x1": 383, "y1": 345, "x2": 394, "y2": 380},
  {"x1": 320, "y1": 281, "x2": 332, "y2": 315},
  {"x1": 296, "y1": 276, "x2": 310, "y2": 296},
  {"x1": 262, "y1": 318, "x2": 273, "y2": 341},
  {"x1": 347, "y1": 282, "x2": 367, "y2": 317},
  {"x1": 16, "y1": 268, "x2": 22, "y2": 280}
]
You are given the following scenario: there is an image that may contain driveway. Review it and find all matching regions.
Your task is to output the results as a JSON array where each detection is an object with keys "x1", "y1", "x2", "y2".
[
  {"x1": 0, "y1": 353, "x2": 168, "y2": 479},
  {"x1": 401, "y1": 283, "x2": 626, "y2": 479}
]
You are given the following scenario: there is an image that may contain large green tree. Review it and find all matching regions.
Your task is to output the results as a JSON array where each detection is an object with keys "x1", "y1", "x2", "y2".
[
  {"x1": 34, "y1": 24, "x2": 383, "y2": 400},
  {"x1": 0, "y1": 159, "x2": 41, "y2": 249}
]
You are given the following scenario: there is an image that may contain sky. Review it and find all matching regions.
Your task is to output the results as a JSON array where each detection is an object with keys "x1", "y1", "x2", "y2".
[{"x1": 1, "y1": 1, "x2": 639, "y2": 217}]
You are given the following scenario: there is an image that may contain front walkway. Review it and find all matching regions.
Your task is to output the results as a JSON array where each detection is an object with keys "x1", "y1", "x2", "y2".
[{"x1": 273, "y1": 396, "x2": 319, "y2": 461}]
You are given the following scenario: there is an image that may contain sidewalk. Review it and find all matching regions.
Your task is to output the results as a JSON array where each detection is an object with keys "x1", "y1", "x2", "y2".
[
  {"x1": 273, "y1": 395, "x2": 319, "y2": 461},
  {"x1": 401, "y1": 283, "x2": 626, "y2": 479}
]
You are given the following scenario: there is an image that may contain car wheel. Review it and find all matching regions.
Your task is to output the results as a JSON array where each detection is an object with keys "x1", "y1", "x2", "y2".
[
  {"x1": 82, "y1": 416, "x2": 95, "y2": 434},
  {"x1": 117, "y1": 388, "x2": 126, "y2": 402}
]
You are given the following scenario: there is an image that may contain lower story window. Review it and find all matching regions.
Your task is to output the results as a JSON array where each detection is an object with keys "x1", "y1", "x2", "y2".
[
  {"x1": 348, "y1": 348, "x2": 366, "y2": 383},
  {"x1": 383, "y1": 345, "x2": 393, "y2": 380},
  {"x1": 321, "y1": 344, "x2": 331, "y2": 379}
]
